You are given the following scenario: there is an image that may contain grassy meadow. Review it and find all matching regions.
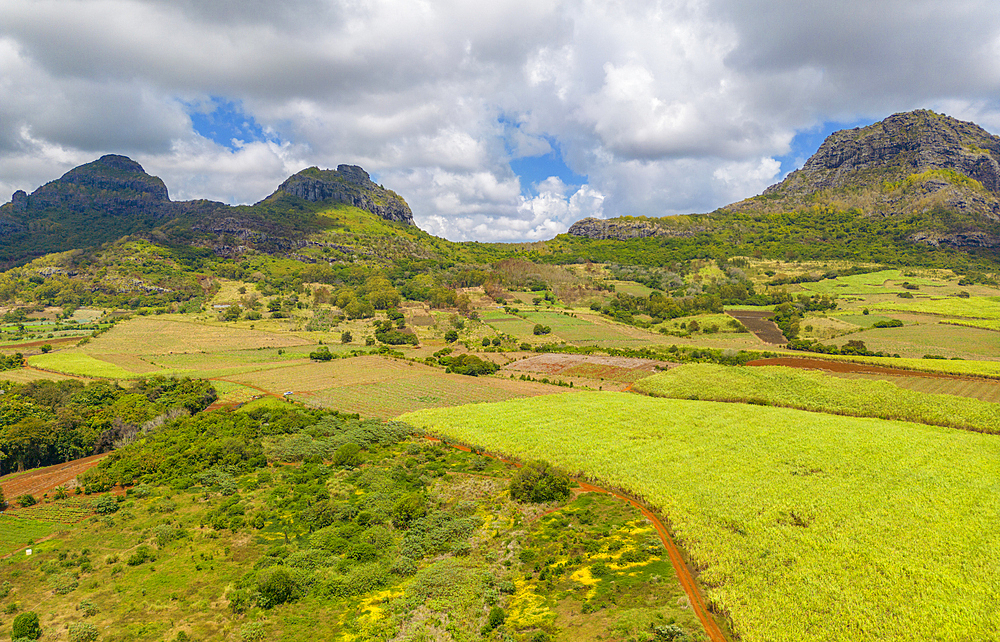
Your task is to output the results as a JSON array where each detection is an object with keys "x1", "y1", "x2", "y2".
[{"x1": 403, "y1": 392, "x2": 1000, "y2": 642}]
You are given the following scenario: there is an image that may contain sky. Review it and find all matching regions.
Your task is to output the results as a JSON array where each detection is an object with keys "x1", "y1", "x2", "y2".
[{"x1": 1, "y1": 0, "x2": 999, "y2": 242}]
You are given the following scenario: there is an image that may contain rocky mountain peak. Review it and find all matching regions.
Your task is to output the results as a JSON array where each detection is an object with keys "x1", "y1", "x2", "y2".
[
  {"x1": 274, "y1": 165, "x2": 414, "y2": 225},
  {"x1": 764, "y1": 110, "x2": 1000, "y2": 198}
]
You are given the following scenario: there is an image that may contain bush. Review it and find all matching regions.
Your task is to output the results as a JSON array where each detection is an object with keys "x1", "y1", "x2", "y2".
[
  {"x1": 309, "y1": 347, "x2": 333, "y2": 361},
  {"x1": 12, "y1": 611, "x2": 41, "y2": 640},
  {"x1": 68, "y1": 622, "x2": 99, "y2": 642},
  {"x1": 532, "y1": 324, "x2": 551, "y2": 335},
  {"x1": 509, "y1": 460, "x2": 572, "y2": 503},
  {"x1": 333, "y1": 443, "x2": 362, "y2": 468},
  {"x1": 126, "y1": 545, "x2": 155, "y2": 566},
  {"x1": 873, "y1": 318, "x2": 904, "y2": 328},
  {"x1": 91, "y1": 495, "x2": 119, "y2": 514},
  {"x1": 444, "y1": 330, "x2": 459, "y2": 343},
  {"x1": 16, "y1": 494, "x2": 36, "y2": 508},
  {"x1": 481, "y1": 606, "x2": 506, "y2": 634},
  {"x1": 256, "y1": 566, "x2": 302, "y2": 608},
  {"x1": 341, "y1": 330, "x2": 352, "y2": 344}
]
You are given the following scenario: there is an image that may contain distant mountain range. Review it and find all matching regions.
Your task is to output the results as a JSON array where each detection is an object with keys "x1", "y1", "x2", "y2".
[
  {"x1": 3, "y1": 109, "x2": 1000, "y2": 270},
  {"x1": 0, "y1": 156, "x2": 414, "y2": 268}
]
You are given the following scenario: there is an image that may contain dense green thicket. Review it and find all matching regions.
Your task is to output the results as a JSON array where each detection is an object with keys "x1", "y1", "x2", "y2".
[{"x1": 0, "y1": 377, "x2": 216, "y2": 476}]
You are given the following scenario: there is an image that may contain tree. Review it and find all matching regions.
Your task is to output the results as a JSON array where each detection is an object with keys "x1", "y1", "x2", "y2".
[
  {"x1": 340, "y1": 330, "x2": 352, "y2": 344},
  {"x1": 509, "y1": 460, "x2": 571, "y2": 503},
  {"x1": 444, "y1": 330, "x2": 458, "y2": 343}
]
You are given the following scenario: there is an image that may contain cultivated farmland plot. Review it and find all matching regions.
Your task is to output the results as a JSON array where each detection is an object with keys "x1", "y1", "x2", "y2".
[{"x1": 403, "y1": 393, "x2": 1000, "y2": 642}]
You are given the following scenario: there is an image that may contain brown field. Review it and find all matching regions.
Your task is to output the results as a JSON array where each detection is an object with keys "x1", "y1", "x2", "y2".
[
  {"x1": 0, "y1": 452, "x2": 110, "y2": 501},
  {"x1": 78, "y1": 316, "x2": 311, "y2": 355},
  {"x1": 725, "y1": 310, "x2": 786, "y2": 344},
  {"x1": 0, "y1": 368, "x2": 83, "y2": 384},
  {"x1": 213, "y1": 354, "x2": 566, "y2": 418},
  {"x1": 303, "y1": 371, "x2": 564, "y2": 418},
  {"x1": 502, "y1": 353, "x2": 668, "y2": 383}
]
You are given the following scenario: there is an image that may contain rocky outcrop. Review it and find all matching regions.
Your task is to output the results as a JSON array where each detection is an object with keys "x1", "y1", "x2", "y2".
[
  {"x1": 274, "y1": 165, "x2": 414, "y2": 225},
  {"x1": 761, "y1": 110, "x2": 1000, "y2": 197},
  {"x1": 568, "y1": 217, "x2": 707, "y2": 240},
  {"x1": 723, "y1": 110, "x2": 1000, "y2": 248}
]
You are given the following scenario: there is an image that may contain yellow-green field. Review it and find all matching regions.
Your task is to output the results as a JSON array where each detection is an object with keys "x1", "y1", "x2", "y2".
[
  {"x1": 634, "y1": 363, "x2": 1000, "y2": 433},
  {"x1": 403, "y1": 392, "x2": 1000, "y2": 642}
]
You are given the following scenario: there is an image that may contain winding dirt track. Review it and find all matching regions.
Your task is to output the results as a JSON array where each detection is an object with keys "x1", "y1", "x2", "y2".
[{"x1": 427, "y1": 437, "x2": 729, "y2": 642}]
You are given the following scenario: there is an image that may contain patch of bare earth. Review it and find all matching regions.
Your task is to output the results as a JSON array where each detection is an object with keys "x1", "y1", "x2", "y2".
[{"x1": 0, "y1": 452, "x2": 110, "y2": 502}]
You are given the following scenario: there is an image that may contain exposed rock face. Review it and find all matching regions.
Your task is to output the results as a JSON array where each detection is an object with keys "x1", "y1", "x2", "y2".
[
  {"x1": 762, "y1": 110, "x2": 1000, "y2": 198},
  {"x1": 568, "y1": 217, "x2": 707, "y2": 240},
  {"x1": 723, "y1": 110, "x2": 1000, "y2": 248},
  {"x1": 275, "y1": 165, "x2": 414, "y2": 225}
]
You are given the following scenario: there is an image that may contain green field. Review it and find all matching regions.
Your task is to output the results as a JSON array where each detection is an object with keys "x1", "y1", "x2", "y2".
[
  {"x1": 633, "y1": 364, "x2": 1000, "y2": 433},
  {"x1": 941, "y1": 317, "x2": 1000, "y2": 332},
  {"x1": 403, "y1": 393, "x2": 1000, "y2": 642},
  {"x1": 0, "y1": 514, "x2": 58, "y2": 554},
  {"x1": 28, "y1": 352, "x2": 141, "y2": 379},
  {"x1": 874, "y1": 295, "x2": 1000, "y2": 319},
  {"x1": 830, "y1": 321, "x2": 1000, "y2": 359}
]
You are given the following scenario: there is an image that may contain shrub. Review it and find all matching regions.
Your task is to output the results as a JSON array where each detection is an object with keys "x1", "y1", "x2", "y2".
[
  {"x1": 444, "y1": 330, "x2": 459, "y2": 343},
  {"x1": 68, "y1": 622, "x2": 99, "y2": 642},
  {"x1": 12, "y1": 611, "x2": 41, "y2": 640},
  {"x1": 126, "y1": 545, "x2": 155, "y2": 566},
  {"x1": 873, "y1": 318, "x2": 904, "y2": 328},
  {"x1": 91, "y1": 495, "x2": 119, "y2": 514},
  {"x1": 509, "y1": 460, "x2": 571, "y2": 503},
  {"x1": 309, "y1": 347, "x2": 333, "y2": 361},
  {"x1": 16, "y1": 494, "x2": 37, "y2": 508},
  {"x1": 532, "y1": 324, "x2": 551, "y2": 335},
  {"x1": 333, "y1": 443, "x2": 362, "y2": 468},
  {"x1": 240, "y1": 621, "x2": 266, "y2": 642},
  {"x1": 481, "y1": 606, "x2": 506, "y2": 634},
  {"x1": 256, "y1": 566, "x2": 302, "y2": 608},
  {"x1": 341, "y1": 330, "x2": 352, "y2": 343}
]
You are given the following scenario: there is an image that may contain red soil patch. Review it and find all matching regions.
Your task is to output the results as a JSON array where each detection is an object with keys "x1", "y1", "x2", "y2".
[
  {"x1": 748, "y1": 357, "x2": 967, "y2": 380},
  {"x1": 0, "y1": 452, "x2": 110, "y2": 502},
  {"x1": 725, "y1": 311, "x2": 786, "y2": 345}
]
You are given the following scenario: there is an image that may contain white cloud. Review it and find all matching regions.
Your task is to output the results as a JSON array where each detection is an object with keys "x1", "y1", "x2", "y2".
[{"x1": 1, "y1": 0, "x2": 999, "y2": 241}]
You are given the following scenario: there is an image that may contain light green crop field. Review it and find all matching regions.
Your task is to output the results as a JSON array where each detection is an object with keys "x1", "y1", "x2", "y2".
[
  {"x1": 633, "y1": 364, "x2": 1000, "y2": 433},
  {"x1": 874, "y1": 296, "x2": 1000, "y2": 319},
  {"x1": 832, "y1": 372, "x2": 1000, "y2": 403},
  {"x1": 941, "y1": 318, "x2": 1000, "y2": 332},
  {"x1": 521, "y1": 311, "x2": 610, "y2": 343},
  {"x1": 798, "y1": 269, "x2": 907, "y2": 294},
  {"x1": 0, "y1": 514, "x2": 58, "y2": 554},
  {"x1": 831, "y1": 321, "x2": 1000, "y2": 359},
  {"x1": 27, "y1": 352, "x2": 140, "y2": 379},
  {"x1": 403, "y1": 393, "x2": 1000, "y2": 642}
]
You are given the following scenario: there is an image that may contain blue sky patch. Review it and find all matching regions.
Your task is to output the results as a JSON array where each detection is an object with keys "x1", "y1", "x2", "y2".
[
  {"x1": 510, "y1": 149, "x2": 588, "y2": 196},
  {"x1": 188, "y1": 97, "x2": 272, "y2": 150}
]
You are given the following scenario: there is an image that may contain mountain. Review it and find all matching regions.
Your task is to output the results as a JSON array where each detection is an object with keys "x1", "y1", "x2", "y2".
[
  {"x1": 569, "y1": 110, "x2": 1000, "y2": 253},
  {"x1": 0, "y1": 156, "x2": 416, "y2": 268}
]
